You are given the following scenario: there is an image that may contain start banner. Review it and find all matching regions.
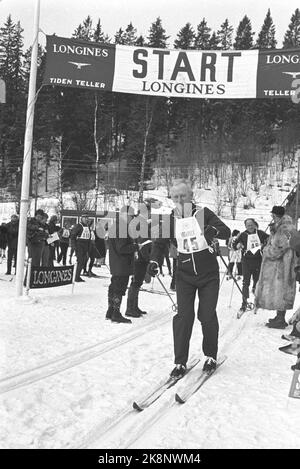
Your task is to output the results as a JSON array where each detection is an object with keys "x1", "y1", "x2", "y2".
[
  {"x1": 25, "y1": 264, "x2": 75, "y2": 289},
  {"x1": 43, "y1": 35, "x2": 300, "y2": 100}
]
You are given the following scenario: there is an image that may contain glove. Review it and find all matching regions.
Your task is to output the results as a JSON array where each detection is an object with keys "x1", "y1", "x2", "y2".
[
  {"x1": 204, "y1": 225, "x2": 218, "y2": 243},
  {"x1": 147, "y1": 261, "x2": 159, "y2": 277}
]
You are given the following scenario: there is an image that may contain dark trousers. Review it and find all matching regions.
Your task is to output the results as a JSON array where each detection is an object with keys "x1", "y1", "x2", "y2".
[
  {"x1": 228, "y1": 262, "x2": 242, "y2": 276},
  {"x1": 110, "y1": 275, "x2": 130, "y2": 296},
  {"x1": 28, "y1": 243, "x2": 43, "y2": 267},
  {"x1": 48, "y1": 245, "x2": 56, "y2": 267},
  {"x1": 174, "y1": 270, "x2": 220, "y2": 365},
  {"x1": 75, "y1": 243, "x2": 89, "y2": 280},
  {"x1": 7, "y1": 245, "x2": 17, "y2": 273},
  {"x1": 130, "y1": 258, "x2": 148, "y2": 289},
  {"x1": 57, "y1": 243, "x2": 68, "y2": 265},
  {"x1": 242, "y1": 257, "x2": 261, "y2": 300}
]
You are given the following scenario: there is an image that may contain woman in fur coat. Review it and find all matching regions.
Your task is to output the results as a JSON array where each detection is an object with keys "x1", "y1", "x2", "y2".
[{"x1": 255, "y1": 206, "x2": 297, "y2": 329}]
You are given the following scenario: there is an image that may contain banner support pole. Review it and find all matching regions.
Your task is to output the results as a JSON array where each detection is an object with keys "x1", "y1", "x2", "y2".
[
  {"x1": 71, "y1": 262, "x2": 77, "y2": 294},
  {"x1": 15, "y1": 0, "x2": 40, "y2": 297},
  {"x1": 25, "y1": 258, "x2": 32, "y2": 296}
]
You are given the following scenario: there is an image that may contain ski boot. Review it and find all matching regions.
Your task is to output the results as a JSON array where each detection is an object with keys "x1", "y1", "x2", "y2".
[
  {"x1": 125, "y1": 285, "x2": 142, "y2": 318},
  {"x1": 111, "y1": 293, "x2": 132, "y2": 324},
  {"x1": 203, "y1": 357, "x2": 217, "y2": 373},
  {"x1": 170, "y1": 364, "x2": 186, "y2": 379}
]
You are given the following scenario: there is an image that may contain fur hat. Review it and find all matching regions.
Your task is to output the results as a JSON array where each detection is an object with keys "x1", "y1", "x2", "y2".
[{"x1": 271, "y1": 206, "x2": 285, "y2": 217}]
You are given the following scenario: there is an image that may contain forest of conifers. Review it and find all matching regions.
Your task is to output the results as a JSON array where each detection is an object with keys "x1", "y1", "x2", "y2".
[{"x1": 0, "y1": 9, "x2": 300, "y2": 202}]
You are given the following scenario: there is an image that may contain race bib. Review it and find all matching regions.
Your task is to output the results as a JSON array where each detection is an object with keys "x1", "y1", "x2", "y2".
[
  {"x1": 79, "y1": 226, "x2": 90, "y2": 240},
  {"x1": 62, "y1": 228, "x2": 70, "y2": 238},
  {"x1": 247, "y1": 232, "x2": 261, "y2": 254},
  {"x1": 175, "y1": 216, "x2": 208, "y2": 254}
]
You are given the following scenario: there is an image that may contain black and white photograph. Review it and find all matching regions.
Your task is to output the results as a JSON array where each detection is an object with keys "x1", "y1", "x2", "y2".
[{"x1": 1, "y1": 0, "x2": 300, "y2": 453}]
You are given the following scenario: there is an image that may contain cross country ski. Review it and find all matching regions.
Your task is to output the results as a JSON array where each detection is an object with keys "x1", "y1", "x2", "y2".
[
  {"x1": 175, "y1": 356, "x2": 228, "y2": 404},
  {"x1": 133, "y1": 358, "x2": 200, "y2": 411}
]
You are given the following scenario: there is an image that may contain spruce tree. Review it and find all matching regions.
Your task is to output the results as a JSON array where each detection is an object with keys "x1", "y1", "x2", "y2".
[
  {"x1": 194, "y1": 19, "x2": 211, "y2": 49},
  {"x1": 73, "y1": 15, "x2": 94, "y2": 41},
  {"x1": 124, "y1": 22, "x2": 137, "y2": 45},
  {"x1": 234, "y1": 15, "x2": 254, "y2": 49},
  {"x1": 174, "y1": 23, "x2": 195, "y2": 49},
  {"x1": 93, "y1": 19, "x2": 110, "y2": 43},
  {"x1": 256, "y1": 9, "x2": 277, "y2": 49},
  {"x1": 0, "y1": 15, "x2": 26, "y2": 196},
  {"x1": 209, "y1": 31, "x2": 220, "y2": 49},
  {"x1": 283, "y1": 8, "x2": 300, "y2": 48},
  {"x1": 147, "y1": 17, "x2": 169, "y2": 48},
  {"x1": 217, "y1": 19, "x2": 234, "y2": 50}
]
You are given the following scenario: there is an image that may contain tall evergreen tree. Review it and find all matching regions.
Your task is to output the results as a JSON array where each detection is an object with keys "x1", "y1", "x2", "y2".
[
  {"x1": 234, "y1": 15, "x2": 254, "y2": 49},
  {"x1": 93, "y1": 19, "x2": 110, "y2": 43},
  {"x1": 114, "y1": 28, "x2": 126, "y2": 44},
  {"x1": 283, "y1": 8, "x2": 300, "y2": 48},
  {"x1": 256, "y1": 9, "x2": 277, "y2": 49},
  {"x1": 0, "y1": 15, "x2": 26, "y2": 195},
  {"x1": 136, "y1": 35, "x2": 145, "y2": 46},
  {"x1": 124, "y1": 22, "x2": 137, "y2": 45},
  {"x1": 217, "y1": 18, "x2": 234, "y2": 50},
  {"x1": 174, "y1": 23, "x2": 195, "y2": 49},
  {"x1": 147, "y1": 17, "x2": 169, "y2": 47},
  {"x1": 209, "y1": 31, "x2": 220, "y2": 49},
  {"x1": 194, "y1": 19, "x2": 211, "y2": 49},
  {"x1": 73, "y1": 15, "x2": 93, "y2": 41}
]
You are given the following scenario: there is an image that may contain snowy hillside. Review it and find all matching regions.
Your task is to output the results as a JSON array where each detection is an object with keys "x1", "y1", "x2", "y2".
[
  {"x1": 0, "y1": 160, "x2": 299, "y2": 449},
  {"x1": 0, "y1": 256, "x2": 299, "y2": 449}
]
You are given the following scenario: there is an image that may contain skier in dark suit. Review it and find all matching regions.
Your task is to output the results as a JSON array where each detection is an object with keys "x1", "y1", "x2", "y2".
[{"x1": 147, "y1": 180, "x2": 230, "y2": 376}]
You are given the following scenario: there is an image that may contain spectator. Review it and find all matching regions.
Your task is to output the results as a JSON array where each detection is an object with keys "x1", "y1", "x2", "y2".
[
  {"x1": 227, "y1": 229, "x2": 242, "y2": 280},
  {"x1": 5, "y1": 214, "x2": 19, "y2": 275},
  {"x1": 0, "y1": 222, "x2": 7, "y2": 259},
  {"x1": 233, "y1": 218, "x2": 269, "y2": 312},
  {"x1": 57, "y1": 222, "x2": 71, "y2": 266},
  {"x1": 256, "y1": 206, "x2": 297, "y2": 329},
  {"x1": 40, "y1": 213, "x2": 50, "y2": 266},
  {"x1": 106, "y1": 206, "x2": 138, "y2": 324},
  {"x1": 48, "y1": 215, "x2": 60, "y2": 267},
  {"x1": 70, "y1": 214, "x2": 91, "y2": 282},
  {"x1": 27, "y1": 209, "x2": 49, "y2": 267}
]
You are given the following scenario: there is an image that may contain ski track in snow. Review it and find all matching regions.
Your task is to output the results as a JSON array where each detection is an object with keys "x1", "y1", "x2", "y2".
[{"x1": 1, "y1": 260, "x2": 300, "y2": 449}]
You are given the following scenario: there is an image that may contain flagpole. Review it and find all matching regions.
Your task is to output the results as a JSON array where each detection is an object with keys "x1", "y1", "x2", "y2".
[{"x1": 16, "y1": 0, "x2": 41, "y2": 296}]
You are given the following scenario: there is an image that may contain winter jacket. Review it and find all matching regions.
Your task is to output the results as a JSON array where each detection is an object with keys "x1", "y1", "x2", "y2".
[
  {"x1": 27, "y1": 218, "x2": 49, "y2": 245},
  {"x1": 0, "y1": 224, "x2": 7, "y2": 249},
  {"x1": 232, "y1": 230, "x2": 269, "y2": 260},
  {"x1": 70, "y1": 223, "x2": 91, "y2": 249},
  {"x1": 108, "y1": 220, "x2": 138, "y2": 276},
  {"x1": 255, "y1": 215, "x2": 297, "y2": 311},
  {"x1": 151, "y1": 204, "x2": 230, "y2": 277},
  {"x1": 6, "y1": 221, "x2": 19, "y2": 248},
  {"x1": 59, "y1": 227, "x2": 70, "y2": 245}
]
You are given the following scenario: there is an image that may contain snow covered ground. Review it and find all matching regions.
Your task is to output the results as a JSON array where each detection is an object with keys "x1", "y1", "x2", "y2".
[{"x1": 0, "y1": 254, "x2": 299, "y2": 450}]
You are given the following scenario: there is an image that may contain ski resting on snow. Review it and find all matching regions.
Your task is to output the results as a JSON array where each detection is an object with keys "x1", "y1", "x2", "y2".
[
  {"x1": 132, "y1": 358, "x2": 200, "y2": 411},
  {"x1": 175, "y1": 355, "x2": 228, "y2": 404}
]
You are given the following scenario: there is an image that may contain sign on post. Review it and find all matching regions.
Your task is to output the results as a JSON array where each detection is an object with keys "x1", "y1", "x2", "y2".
[{"x1": 24, "y1": 264, "x2": 75, "y2": 289}]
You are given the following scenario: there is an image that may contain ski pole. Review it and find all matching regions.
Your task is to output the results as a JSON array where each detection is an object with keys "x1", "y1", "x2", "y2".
[
  {"x1": 156, "y1": 274, "x2": 178, "y2": 312},
  {"x1": 217, "y1": 248, "x2": 253, "y2": 309}
]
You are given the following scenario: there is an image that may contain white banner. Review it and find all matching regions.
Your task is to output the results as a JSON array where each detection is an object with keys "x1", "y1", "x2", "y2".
[{"x1": 113, "y1": 46, "x2": 259, "y2": 99}]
